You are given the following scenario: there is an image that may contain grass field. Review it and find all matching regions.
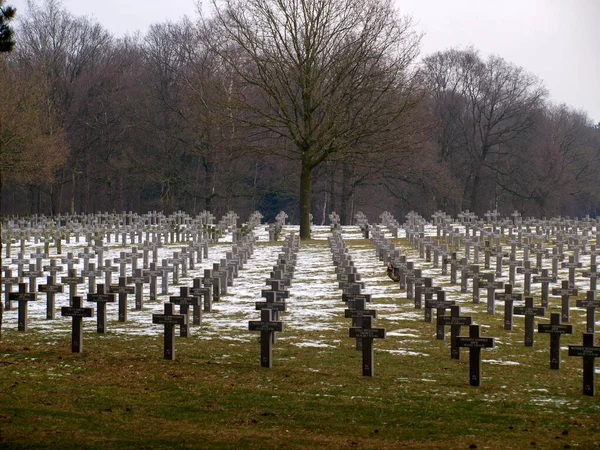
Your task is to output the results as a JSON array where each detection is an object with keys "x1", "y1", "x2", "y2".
[{"x1": 0, "y1": 228, "x2": 599, "y2": 449}]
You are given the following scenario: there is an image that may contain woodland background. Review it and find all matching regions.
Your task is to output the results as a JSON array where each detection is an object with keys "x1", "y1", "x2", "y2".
[{"x1": 1, "y1": 0, "x2": 599, "y2": 226}]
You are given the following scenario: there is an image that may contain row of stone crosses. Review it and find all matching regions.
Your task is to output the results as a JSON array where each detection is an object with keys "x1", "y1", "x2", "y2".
[
  {"x1": 2, "y1": 207, "x2": 599, "y2": 394},
  {"x1": 0, "y1": 211, "x2": 267, "y2": 347},
  {"x1": 369, "y1": 209, "x2": 598, "y2": 396}
]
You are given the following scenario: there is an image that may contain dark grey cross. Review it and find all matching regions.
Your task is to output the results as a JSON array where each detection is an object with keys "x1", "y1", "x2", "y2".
[
  {"x1": 576, "y1": 290, "x2": 600, "y2": 333},
  {"x1": 349, "y1": 315, "x2": 385, "y2": 377},
  {"x1": 3, "y1": 269, "x2": 19, "y2": 311},
  {"x1": 38, "y1": 275, "x2": 64, "y2": 320},
  {"x1": 414, "y1": 277, "x2": 440, "y2": 309},
  {"x1": 405, "y1": 268, "x2": 425, "y2": 300},
  {"x1": 513, "y1": 297, "x2": 546, "y2": 346},
  {"x1": 456, "y1": 324, "x2": 495, "y2": 387},
  {"x1": 129, "y1": 268, "x2": 149, "y2": 310},
  {"x1": 169, "y1": 286, "x2": 200, "y2": 337},
  {"x1": 516, "y1": 261, "x2": 538, "y2": 295},
  {"x1": 552, "y1": 280, "x2": 578, "y2": 322},
  {"x1": 425, "y1": 290, "x2": 455, "y2": 339},
  {"x1": 61, "y1": 269, "x2": 85, "y2": 303},
  {"x1": 87, "y1": 284, "x2": 116, "y2": 333},
  {"x1": 82, "y1": 262, "x2": 103, "y2": 294},
  {"x1": 159, "y1": 259, "x2": 175, "y2": 295},
  {"x1": 582, "y1": 264, "x2": 599, "y2": 291},
  {"x1": 568, "y1": 333, "x2": 600, "y2": 396},
  {"x1": 495, "y1": 284, "x2": 523, "y2": 330},
  {"x1": 22, "y1": 263, "x2": 44, "y2": 293},
  {"x1": 561, "y1": 256, "x2": 582, "y2": 288},
  {"x1": 191, "y1": 277, "x2": 212, "y2": 314},
  {"x1": 109, "y1": 276, "x2": 135, "y2": 322},
  {"x1": 344, "y1": 294, "x2": 376, "y2": 351},
  {"x1": 438, "y1": 305, "x2": 472, "y2": 360},
  {"x1": 202, "y1": 268, "x2": 220, "y2": 302},
  {"x1": 248, "y1": 308, "x2": 284, "y2": 368},
  {"x1": 504, "y1": 257, "x2": 523, "y2": 287},
  {"x1": 9, "y1": 282, "x2": 37, "y2": 331},
  {"x1": 99, "y1": 259, "x2": 119, "y2": 288},
  {"x1": 538, "y1": 313, "x2": 573, "y2": 370},
  {"x1": 145, "y1": 262, "x2": 162, "y2": 301},
  {"x1": 153, "y1": 303, "x2": 187, "y2": 360},
  {"x1": 60, "y1": 252, "x2": 80, "y2": 272},
  {"x1": 61, "y1": 295, "x2": 94, "y2": 353},
  {"x1": 532, "y1": 269, "x2": 556, "y2": 308},
  {"x1": 479, "y1": 274, "x2": 504, "y2": 315},
  {"x1": 43, "y1": 259, "x2": 64, "y2": 276},
  {"x1": 114, "y1": 251, "x2": 133, "y2": 278}
]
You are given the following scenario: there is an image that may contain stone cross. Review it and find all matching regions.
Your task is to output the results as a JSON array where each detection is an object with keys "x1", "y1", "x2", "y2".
[
  {"x1": 169, "y1": 286, "x2": 200, "y2": 337},
  {"x1": 191, "y1": 277, "x2": 212, "y2": 314},
  {"x1": 9, "y1": 282, "x2": 37, "y2": 331},
  {"x1": 513, "y1": 297, "x2": 546, "y2": 346},
  {"x1": 248, "y1": 308, "x2": 284, "y2": 368},
  {"x1": 3, "y1": 269, "x2": 19, "y2": 310},
  {"x1": 86, "y1": 284, "x2": 116, "y2": 333},
  {"x1": 480, "y1": 273, "x2": 504, "y2": 315},
  {"x1": 38, "y1": 275, "x2": 64, "y2": 320},
  {"x1": 456, "y1": 324, "x2": 495, "y2": 387},
  {"x1": 576, "y1": 290, "x2": 600, "y2": 333},
  {"x1": 568, "y1": 333, "x2": 600, "y2": 396},
  {"x1": 349, "y1": 315, "x2": 385, "y2": 377},
  {"x1": 532, "y1": 269, "x2": 556, "y2": 308},
  {"x1": 152, "y1": 303, "x2": 187, "y2": 360},
  {"x1": 61, "y1": 269, "x2": 85, "y2": 303},
  {"x1": 538, "y1": 313, "x2": 573, "y2": 369},
  {"x1": 438, "y1": 305, "x2": 472, "y2": 360},
  {"x1": 414, "y1": 277, "x2": 440, "y2": 309},
  {"x1": 582, "y1": 264, "x2": 599, "y2": 292},
  {"x1": 114, "y1": 251, "x2": 132, "y2": 278},
  {"x1": 425, "y1": 290, "x2": 455, "y2": 339},
  {"x1": 495, "y1": 284, "x2": 523, "y2": 330},
  {"x1": 23, "y1": 263, "x2": 44, "y2": 293},
  {"x1": 61, "y1": 295, "x2": 94, "y2": 353},
  {"x1": 517, "y1": 261, "x2": 538, "y2": 296},
  {"x1": 552, "y1": 280, "x2": 578, "y2": 322},
  {"x1": 109, "y1": 276, "x2": 135, "y2": 322},
  {"x1": 561, "y1": 256, "x2": 582, "y2": 288},
  {"x1": 129, "y1": 268, "x2": 149, "y2": 310}
]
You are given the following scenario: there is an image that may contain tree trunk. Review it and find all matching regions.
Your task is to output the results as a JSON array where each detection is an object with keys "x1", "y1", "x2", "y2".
[{"x1": 299, "y1": 160, "x2": 312, "y2": 240}]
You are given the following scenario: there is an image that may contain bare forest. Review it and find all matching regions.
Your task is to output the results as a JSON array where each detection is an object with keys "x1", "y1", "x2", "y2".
[{"x1": 2, "y1": 0, "x2": 599, "y2": 234}]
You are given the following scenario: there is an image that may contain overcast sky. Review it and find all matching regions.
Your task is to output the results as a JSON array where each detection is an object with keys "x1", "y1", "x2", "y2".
[{"x1": 9, "y1": 0, "x2": 600, "y2": 124}]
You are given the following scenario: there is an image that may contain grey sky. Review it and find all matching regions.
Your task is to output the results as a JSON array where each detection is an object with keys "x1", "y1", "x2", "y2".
[{"x1": 9, "y1": 0, "x2": 600, "y2": 123}]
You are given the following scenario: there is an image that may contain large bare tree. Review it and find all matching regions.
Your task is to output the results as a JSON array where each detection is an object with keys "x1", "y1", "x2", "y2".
[{"x1": 204, "y1": 0, "x2": 421, "y2": 238}]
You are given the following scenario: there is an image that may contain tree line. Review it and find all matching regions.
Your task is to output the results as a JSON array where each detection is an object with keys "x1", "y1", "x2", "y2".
[{"x1": 1, "y1": 0, "x2": 599, "y2": 238}]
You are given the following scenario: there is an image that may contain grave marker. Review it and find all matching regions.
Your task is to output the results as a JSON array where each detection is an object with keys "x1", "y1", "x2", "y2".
[
  {"x1": 456, "y1": 324, "x2": 495, "y2": 387},
  {"x1": 513, "y1": 297, "x2": 546, "y2": 346},
  {"x1": 38, "y1": 275, "x2": 64, "y2": 319},
  {"x1": 249, "y1": 309, "x2": 284, "y2": 368},
  {"x1": 438, "y1": 305, "x2": 472, "y2": 360},
  {"x1": 349, "y1": 315, "x2": 386, "y2": 377},
  {"x1": 538, "y1": 313, "x2": 573, "y2": 369},
  {"x1": 8, "y1": 282, "x2": 37, "y2": 331},
  {"x1": 552, "y1": 280, "x2": 578, "y2": 322},
  {"x1": 152, "y1": 303, "x2": 187, "y2": 360},
  {"x1": 575, "y1": 290, "x2": 600, "y2": 333},
  {"x1": 109, "y1": 276, "x2": 135, "y2": 322},
  {"x1": 61, "y1": 295, "x2": 94, "y2": 353},
  {"x1": 568, "y1": 333, "x2": 600, "y2": 396},
  {"x1": 87, "y1": 284, "x2": 116, "y2": 333}
]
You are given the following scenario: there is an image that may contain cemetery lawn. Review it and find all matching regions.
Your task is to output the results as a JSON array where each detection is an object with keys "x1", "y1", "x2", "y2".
[
  {"x1": 1, "y1": 233, "x2": 600, "y2": 449},
  {"x1": 1, "y1": 324, "x2": 599, "y2": 449}
]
